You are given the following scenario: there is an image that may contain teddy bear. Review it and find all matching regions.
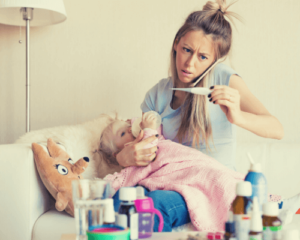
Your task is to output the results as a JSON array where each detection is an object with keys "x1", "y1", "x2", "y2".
[{"x1": 32, "y1": 138, "x2": 89, "y2": 216}]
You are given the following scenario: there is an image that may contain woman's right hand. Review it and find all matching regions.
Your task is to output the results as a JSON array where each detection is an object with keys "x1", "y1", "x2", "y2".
[{"x1": 116, "y1": 130, "x2": 158, "y2": 167}]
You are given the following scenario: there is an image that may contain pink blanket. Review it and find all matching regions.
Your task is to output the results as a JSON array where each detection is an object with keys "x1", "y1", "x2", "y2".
[{"x1": 105, "y1": 137, "x2": 245, "y2": 231}]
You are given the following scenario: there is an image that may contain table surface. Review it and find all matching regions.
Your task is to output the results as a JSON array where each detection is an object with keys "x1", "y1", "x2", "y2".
[{"x1": 60, "y1": 232, "x2": 207, "y2": 240}]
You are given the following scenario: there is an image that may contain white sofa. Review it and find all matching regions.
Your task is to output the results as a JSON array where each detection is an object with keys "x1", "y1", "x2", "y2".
[{"x1": 1, "y1": 122, "x2": 300, "y2": 240}]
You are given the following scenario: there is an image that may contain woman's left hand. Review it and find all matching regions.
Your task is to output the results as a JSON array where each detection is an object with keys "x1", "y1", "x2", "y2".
[{"x1": 208, "y1": 85, "x2": 242, "y2": 124}]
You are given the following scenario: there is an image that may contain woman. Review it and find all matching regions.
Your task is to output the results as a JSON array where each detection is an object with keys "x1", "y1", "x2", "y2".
[{"x1": 113, "y1": 0, "x2": 284, "y2": 231}]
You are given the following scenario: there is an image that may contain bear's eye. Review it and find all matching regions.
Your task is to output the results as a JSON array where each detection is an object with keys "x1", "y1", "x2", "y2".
[
  {"x1": 55, "y1": 164, "x2": 68, "y2": 175},
  {"x1": 68, "y1": 158, "x2": 74, "y2": 165}
]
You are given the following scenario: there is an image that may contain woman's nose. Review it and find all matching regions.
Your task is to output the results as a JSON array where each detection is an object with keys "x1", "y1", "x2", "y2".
[
  {"x1": 128, "y1": 127, "x2": 132, "y2": 134},
  {"x1": 186, "y1": 54, "x2": 196, "y2": 67}
]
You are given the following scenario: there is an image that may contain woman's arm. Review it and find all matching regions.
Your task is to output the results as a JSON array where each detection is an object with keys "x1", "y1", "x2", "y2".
[{"x1": 210, "y1": 74, "x2": 284, "y2": 139}]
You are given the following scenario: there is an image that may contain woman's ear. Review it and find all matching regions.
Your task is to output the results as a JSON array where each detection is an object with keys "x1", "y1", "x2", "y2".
[{"x1": 173, "y1": 39, "x2": 179, "y2": 52}]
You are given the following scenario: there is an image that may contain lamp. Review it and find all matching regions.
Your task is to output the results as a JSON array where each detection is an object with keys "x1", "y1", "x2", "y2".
[{"x1": 0, "y1": 0, "x2": 67, "y2": 132}]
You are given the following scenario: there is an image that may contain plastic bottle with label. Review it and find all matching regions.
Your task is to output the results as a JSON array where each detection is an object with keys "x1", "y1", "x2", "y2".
[
  {"x1": 134, "y1": 186, "x2": 164, "y2": 238},
  {"x1": 262, "y1": 202, "x2": 282, "y2": 240},
  {"x1": 117, "y1": 187, "x2": 139, "y2": 240},
  {"x1": 232, "y1": 181, "x2": 252, "y2": 240},
  {"x1": 244, "y1": 153, "x2": 268, "y2": 211},
  {"x1": 249, "y1": 197, "x2": 263, "y2": 240},
  {"x1": 224, "y1": 211, "x2": 236, "y2": 240}
]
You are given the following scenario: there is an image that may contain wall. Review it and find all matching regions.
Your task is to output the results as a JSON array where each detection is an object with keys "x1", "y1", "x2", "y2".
[{"x1": 1, "y1": 0, "x2": 299, "y2": 144}]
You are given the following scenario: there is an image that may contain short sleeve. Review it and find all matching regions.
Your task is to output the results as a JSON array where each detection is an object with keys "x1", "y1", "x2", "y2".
[
  {"x1": 212, "y1": 63, "x2": 239, "y2": 86},
  {"x1": 140, "y1": 83, "x2": 158, "y2": 113}
]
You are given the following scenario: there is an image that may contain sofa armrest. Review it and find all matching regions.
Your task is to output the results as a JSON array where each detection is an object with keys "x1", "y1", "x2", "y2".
[{"x1": 0, "y1": 143, "x2": 52, "y2": 240}]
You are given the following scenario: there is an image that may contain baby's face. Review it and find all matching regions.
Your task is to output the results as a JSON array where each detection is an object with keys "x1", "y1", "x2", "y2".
[{"x1": 112, "y1": 120, "x2": 135, "y2": 149}]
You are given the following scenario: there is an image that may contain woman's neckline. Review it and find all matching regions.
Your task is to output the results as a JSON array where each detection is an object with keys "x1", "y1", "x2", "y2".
[{"x1": 170, "y1": 80, "x2": 186, "y2": 110}]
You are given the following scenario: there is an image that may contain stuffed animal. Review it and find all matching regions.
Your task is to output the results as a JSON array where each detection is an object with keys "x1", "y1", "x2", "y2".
[{"x1": 32, "y1": 138, "x2": 89, "y2": 217}]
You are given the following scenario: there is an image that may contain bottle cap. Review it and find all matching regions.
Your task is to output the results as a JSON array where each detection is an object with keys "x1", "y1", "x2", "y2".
[
  {"x1": 282, "y1": 229, "x2": 299, "y2": 240},
  {"x1": 247, "y1": 152, "x2": 262, "y2": 172},
  {"x1": 263, "y1": 202, "x2": 279, "y2": 216},
  {"x1": 250, "y1": 162, "x2": 262, "y2": 172},
  {"x1": 236, "y1": 181, "x2": 252, "y2": 196},
  {"x1": 119, "y1": 187, "x2": 137, "y2": 201},
  {"x1": 136, "y1": 186, "x2": 146, "y2": 199},
  {"x1": 103, "y1": 198, "x2": 115, "y2": 223},
  {"x1": 250, "y1": 197, "x2": 263, "y2": 232}
]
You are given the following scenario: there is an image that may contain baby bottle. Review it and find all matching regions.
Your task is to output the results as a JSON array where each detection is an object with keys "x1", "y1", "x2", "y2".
[
  {"x1": 134, "y1": 186, "x2": 164, "y2": 238},
  {"x1": 131, "y1": 111, "x2": 162, "y2": 138}
]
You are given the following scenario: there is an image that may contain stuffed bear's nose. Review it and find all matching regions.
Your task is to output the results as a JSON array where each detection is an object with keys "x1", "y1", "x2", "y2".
[{"x1": 83, "y1": 157, "x2": 89, "y2": 162}]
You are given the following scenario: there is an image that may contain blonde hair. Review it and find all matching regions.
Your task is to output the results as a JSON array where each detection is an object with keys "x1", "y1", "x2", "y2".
[
  {"x1": 170, "y1": 0, "x2": 241, "y2": 150},
  {"x1": 98, "y1": 114, "x2": 120, "y2": 166}
]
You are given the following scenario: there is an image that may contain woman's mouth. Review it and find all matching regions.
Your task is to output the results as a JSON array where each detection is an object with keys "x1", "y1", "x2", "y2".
[{"x1": 182, "y1": 70, "x2": 191, "y2": 76}]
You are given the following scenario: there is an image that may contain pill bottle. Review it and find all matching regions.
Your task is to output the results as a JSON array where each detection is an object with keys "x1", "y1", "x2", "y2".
[
  {"x1": 262, "y1": 202, "x2": 282, "y2": 240},
  {"x1": 249, "y1": 197, "x2": 263, "y2": 240},
  {"x1": 232, "y1": 181, "x2": 252, "y2": 240}
]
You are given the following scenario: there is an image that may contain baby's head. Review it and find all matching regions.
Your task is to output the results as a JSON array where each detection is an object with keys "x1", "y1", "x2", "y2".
[{"x1": 99, "y1": 118, "x2": 135, "y2": 165}]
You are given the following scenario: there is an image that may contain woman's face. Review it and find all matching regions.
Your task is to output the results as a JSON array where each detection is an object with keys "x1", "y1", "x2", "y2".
[
  {"x1": 112, "y1": 120, "x2": 135, "y2": 150},
  {"x1": 174, "y1": 30, "x2": 215, "y2": 86}
]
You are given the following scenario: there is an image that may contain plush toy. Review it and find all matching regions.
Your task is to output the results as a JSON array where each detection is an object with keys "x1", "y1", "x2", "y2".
[{"x1": 32, "y1": 138, "x2": 89, "y2": 217}]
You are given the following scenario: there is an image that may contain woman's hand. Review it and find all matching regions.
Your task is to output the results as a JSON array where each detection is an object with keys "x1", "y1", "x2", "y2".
[
  {"x1": 208, "y1": 85, "x2": 242, "y2": 124},
  {"x1": 116, "y1": 130, "x2": 158, "y2": 167},
  {"x1": 208, "y1": 75, "x2": 284, "y2": 139}
]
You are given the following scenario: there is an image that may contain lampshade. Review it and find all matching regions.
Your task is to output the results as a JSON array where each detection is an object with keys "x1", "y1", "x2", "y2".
[{"x1": 0, "y1": 0, "x2": 67, "y2": 27}]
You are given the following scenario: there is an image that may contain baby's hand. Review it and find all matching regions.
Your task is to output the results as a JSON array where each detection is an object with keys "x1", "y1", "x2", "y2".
[{"x1": 141, "y1": 114, "x2": 157, "y2": 130}]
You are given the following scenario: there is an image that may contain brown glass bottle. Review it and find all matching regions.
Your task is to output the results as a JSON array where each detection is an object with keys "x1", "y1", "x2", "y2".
[{"x1": 232, "y1": 182, "x2": 252, "y2": 240}]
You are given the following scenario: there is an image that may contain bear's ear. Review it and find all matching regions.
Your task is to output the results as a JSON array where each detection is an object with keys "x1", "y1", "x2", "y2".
[
  {"x1": 32, "y1": 142, "x2": 51, "y2": 164},
  {"x1": 47, "y1": 138, "x2": 70, "y2": 159}
]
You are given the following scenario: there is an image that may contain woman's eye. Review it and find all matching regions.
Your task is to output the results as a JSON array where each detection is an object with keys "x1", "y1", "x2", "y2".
[
  {"x1": 183, "y1": 47, "x2": 191, "y2": 53},
  {"x1": 200, "y1": 55, "x2": 207, "y2": 60},
  {"x1": 121, "y1": 132, "x2": 125, "y2": 137}
]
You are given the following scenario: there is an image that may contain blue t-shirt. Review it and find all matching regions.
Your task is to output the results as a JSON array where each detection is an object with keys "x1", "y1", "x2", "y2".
[{"x1": 140, "y1": 63, "x2": 238, "y2": 170}]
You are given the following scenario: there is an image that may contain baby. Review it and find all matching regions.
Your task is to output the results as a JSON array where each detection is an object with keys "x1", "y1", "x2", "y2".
[{"x1": 99, "y1": 112, "x2": 300, "y2": 232}]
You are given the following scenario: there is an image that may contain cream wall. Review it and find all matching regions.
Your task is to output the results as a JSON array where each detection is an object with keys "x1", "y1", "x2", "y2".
[{"x1": 0, "y1": 0, "x2": 299, "y2": 145}]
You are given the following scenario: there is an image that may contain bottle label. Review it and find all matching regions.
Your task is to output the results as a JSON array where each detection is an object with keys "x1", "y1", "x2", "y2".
[
  {"x1": 234, "y1": 214, "x2": 251, "y2": 240},
  {"x1": 117, "y1": 214, "x2": 127, "y2": 229},
  {"x1": 130, "y1": 213, "x2": 138, "y2": 240},
  {"x1": 263, "y1": 226, "x2": 282, "y2": 240},
  {"x1": 249, "y1": 233, "x2": 262, "y2": 240},
  {"x1": 252, "y1": 184, "x2": 268, "y2": 210},
  {"x1": 117, "y1": 213, "x2": 138, "y2": 240}
]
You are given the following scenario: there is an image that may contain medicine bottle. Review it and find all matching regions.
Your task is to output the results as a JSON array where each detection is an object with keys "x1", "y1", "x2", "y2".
[
  {"x1": 249, "y1": 197, "x2": 263, "y2": 240},
  {"x1": 232, "y1": 181, "x2": 252, "y2": 240},
  {"x1": 244, "y1": 154, "x2": 268, "y2": 212},
  {"x1": 262, "y1": 202, "x2": 282, "y2": 240},
  {"x1": 224, "y1": 211, "x2": 236, "y2": 240},
  {"x1": 117, "y1": 187, "x2": 138, "y2": 240}
]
